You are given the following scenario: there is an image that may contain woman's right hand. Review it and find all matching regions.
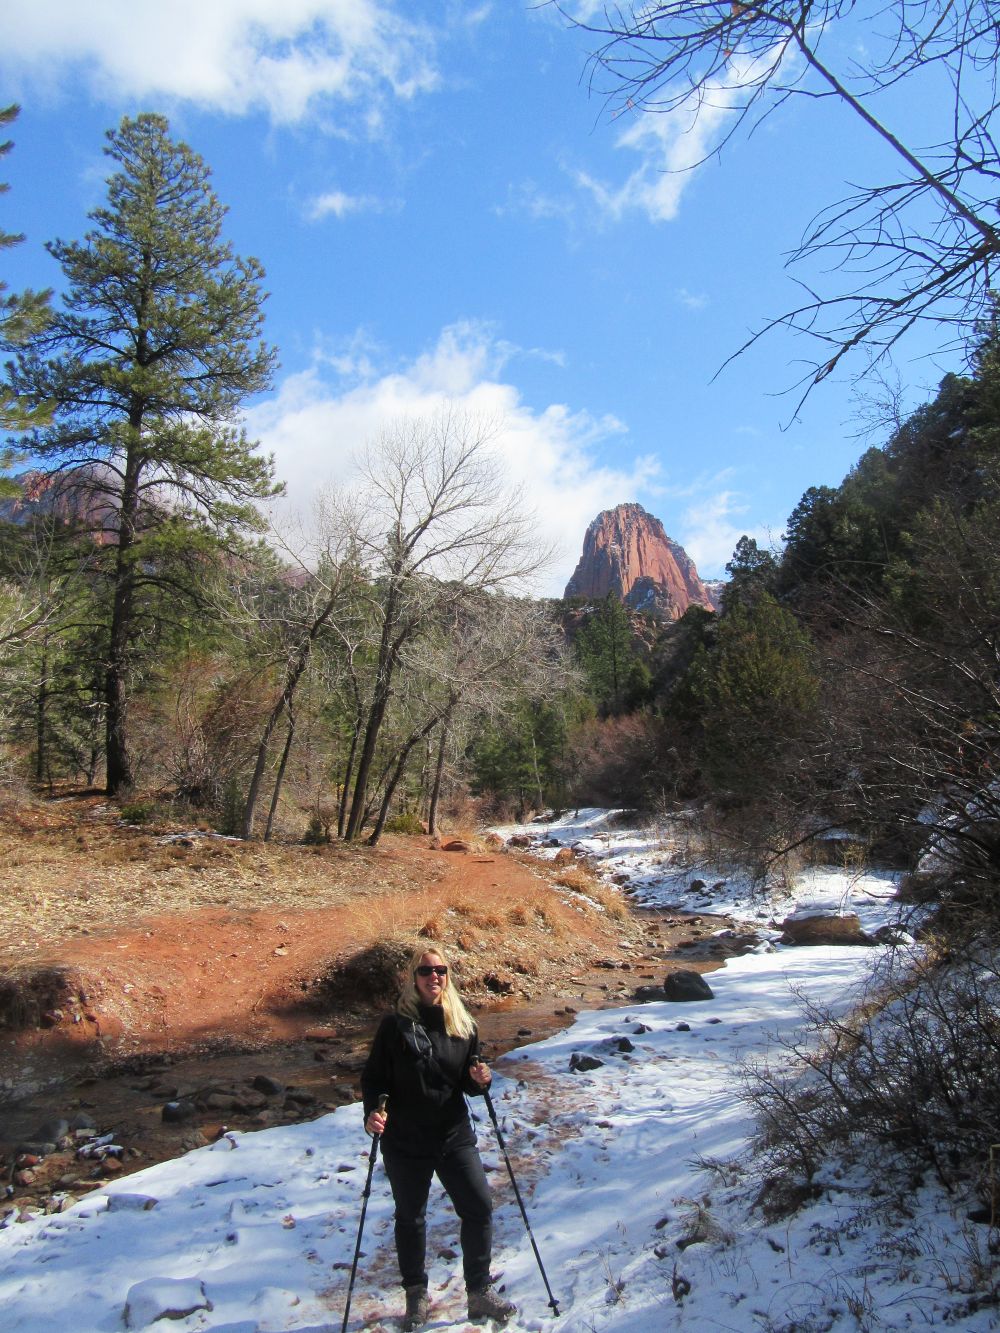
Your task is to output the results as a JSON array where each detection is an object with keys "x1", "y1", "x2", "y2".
[{"x1": 365, "y1": 1108, "x2": 388, "y2": 1137}]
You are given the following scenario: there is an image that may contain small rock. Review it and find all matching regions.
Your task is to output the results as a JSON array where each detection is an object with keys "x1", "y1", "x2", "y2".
[
  {"x1": 107, "y1": 1194, "x2": 158, "y2": 1212},
  {"x1": 675, "y1": 1022, "x2": 691, "y2": 1032},
  {"x1": 569, "y1": 1053, "x2": 605, "y2": 1073},
  {"x1": 284, "y1": 1088, "x2": 317, "y2": 1106},
  {"x1": 124, "y1": 1277, "x2": 212, "y2": 1328},
  {"x1": 17, "y1": 1141, "x2": 57, "y2": 1158},
  {"x1": 161, "y1": 1100, "x2": 197, "y2": 1124},
  {"x1": 251, "y1": 1075, "x2": 285, "y2": 1096},
  {"x1": 203, "y1": 1092, "x2": 240, "y2": 1111},
  {"x1": 303, "y1": 1027, "x2": 338, "y2": 1042}
]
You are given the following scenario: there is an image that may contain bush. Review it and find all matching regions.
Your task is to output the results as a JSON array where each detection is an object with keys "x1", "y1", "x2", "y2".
[
  {"x1": 118, "y1": 799, "x2": 153, "y2": 824},
  {"x1": 744, "y1": 941, "x2": 1000, "y2": 1207},
  {"x1": 302, "y1": 812, "x2": 330, "y2": 845},
  {"x1": 384, "y1": 810, "x2": 425, "y2": 835}
]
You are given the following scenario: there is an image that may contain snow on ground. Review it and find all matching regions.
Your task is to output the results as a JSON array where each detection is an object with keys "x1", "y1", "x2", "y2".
[
  {"x1": 499, "y1": 807, "x2": 907, "y2": 937},
  {"x1": 1, "y1": 812, "x2": 994, "y2": 1331}
]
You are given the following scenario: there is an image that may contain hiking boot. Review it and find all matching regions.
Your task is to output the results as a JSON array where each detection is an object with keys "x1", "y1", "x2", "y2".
[
  {"x1": 401, "y1": 1284, "x2": 429, "y2": 1331},
  {"x1": 467, "y1": 1284, "x2": 515, "y2": 1325}
]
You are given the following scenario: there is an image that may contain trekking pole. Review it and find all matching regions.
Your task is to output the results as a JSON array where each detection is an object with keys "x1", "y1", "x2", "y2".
[
  {"x1": 341, "y1": 1094, "x2": 388, "y2": 1333},
  {"x1": 483, "y1": 1087, "x2": 561, "y2": 1317}
]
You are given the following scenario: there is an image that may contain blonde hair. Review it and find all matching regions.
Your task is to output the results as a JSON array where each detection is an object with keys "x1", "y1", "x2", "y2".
[{"x1": 397, "y1": 942, "x2": 476, "y2": 1040}]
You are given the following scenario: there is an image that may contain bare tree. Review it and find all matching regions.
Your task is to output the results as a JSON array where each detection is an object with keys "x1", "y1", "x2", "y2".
[
  {"x1": 341, "y1": 409, "x2": 550, "y2": 841},
  {"x1": 366, "y1": 594, "x2": 568, "y2": 844},
  {"x1": 562, "y1": 0, "x2": 1000, "y2": 401},
  {"x1": 220, "y1": 494, "x2": 366, "y2": 839}
]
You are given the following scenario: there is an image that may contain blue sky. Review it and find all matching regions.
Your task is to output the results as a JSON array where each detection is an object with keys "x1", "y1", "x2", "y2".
[{"x1": 1, "y1": 1, "x2": 961, "y2": 595}]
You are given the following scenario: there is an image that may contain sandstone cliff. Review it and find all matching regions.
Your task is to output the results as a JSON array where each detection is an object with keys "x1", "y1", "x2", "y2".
[{"x1": 564, "y1": 502, "x2": 717, "y2": 619}]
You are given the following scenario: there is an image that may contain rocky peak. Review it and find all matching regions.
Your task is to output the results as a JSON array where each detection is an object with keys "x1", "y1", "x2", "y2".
[{"x1": 564, "y1": 502, "x2": 717, "y2": 619}]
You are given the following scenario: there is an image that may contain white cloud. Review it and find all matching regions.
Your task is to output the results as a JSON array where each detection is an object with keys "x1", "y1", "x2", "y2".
[
  {"x1": 1, "y1": 1, "x2": 438, "y2": 126},
  {"x1": 305, "y1": 189, "x2": 383, "y2": 220},
  {"x1": 576, "y1": 90, "x2": 736, "y2": 223},
  {"x1": 678, "y1": 488, "x2": 778, "y2": 577},
  {"x1": 677, "y1": 288, "x2": 709, "y2": 311},
  {"x1": 246, "y1": 322, "x2": 658, "y2": 597},
  {"x1": 576, "y1": 45, "x2": 789, "y2": 224}
]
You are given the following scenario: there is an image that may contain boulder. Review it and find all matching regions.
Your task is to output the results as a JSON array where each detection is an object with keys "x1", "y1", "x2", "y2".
[
  {"x1": 779, "y1": 913, "x2": 871, "y2": 946},
  {"x1": 663, "y1": 970, "x2": 715, "y2": 1002}
]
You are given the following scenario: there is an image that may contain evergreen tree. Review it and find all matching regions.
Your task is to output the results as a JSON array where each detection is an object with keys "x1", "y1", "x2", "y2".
[
  {"x1": 574, "y1": 592, "x2": 643, "y2": 715},
  {"x1": 8, "y1": 114, "x2": 279, "y2": 794},
  {"x1": 723, "y1": 535, "x2": 778, "y2": 610},
  {"x1": 690, "y1": 592, "x2": 820, "y2": 801},
  {"x1": 1, "y1": 104, "x2": 51, "y2": 483}
]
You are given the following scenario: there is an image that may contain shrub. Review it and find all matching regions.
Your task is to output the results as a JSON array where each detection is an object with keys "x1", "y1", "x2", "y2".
[
  {"x1": 302, "y1": 813, "x2": 330, "y2": 845},
  {"x1": 744, "y1": 941, "x2": 1000, "y2": 1206},
  {"x1": 384, "y1": 810, "x2": 425, "y2": 835},
  {"x1": 119, "y1": 799, "x2": 153, "y2": 824}
]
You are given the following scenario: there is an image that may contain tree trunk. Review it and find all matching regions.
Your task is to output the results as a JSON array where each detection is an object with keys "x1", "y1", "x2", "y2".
[
  {"x1": 242, "y1": 590, "x2": 341, "y2": 838},
  {"x1": 105, "y1": 450, "x2": 141, "y2": 796},
  {"x1": 34, "y1": 635, "x2": 48, "y2": 787},
  {"x1": 345, "y1": 581, "x2": 403, "y2": 840},
  {"x1": 427, "y1": 715, "x2": 451, "y2": 836},
  {"x1": 338, "y1": 726, "x2": 360, "y2": 839},
  {"x1": 368, "y1": 703, "x2": 455, "y2": 846},
  {"x1": 345, "y1": 677, "x2": 392, "y2": 840},
  {"x1": 264, "y1": 708, "x2": 296, "y2": 842}
]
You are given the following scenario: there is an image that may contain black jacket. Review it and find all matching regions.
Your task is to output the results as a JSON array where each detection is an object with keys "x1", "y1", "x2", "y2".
[{"x1": 361, "y1": 1004, "x2": 485, "y2": 1153}]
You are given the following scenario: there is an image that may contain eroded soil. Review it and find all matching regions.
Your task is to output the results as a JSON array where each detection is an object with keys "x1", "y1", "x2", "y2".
[{"x1": 0, "y1": 794, "x2": 749, "y2": 1216}]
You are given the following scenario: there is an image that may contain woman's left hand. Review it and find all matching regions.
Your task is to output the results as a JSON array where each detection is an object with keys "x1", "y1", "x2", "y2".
[{"x1": 469, "y1": 1059, "x2": 492, "y2": 1088}]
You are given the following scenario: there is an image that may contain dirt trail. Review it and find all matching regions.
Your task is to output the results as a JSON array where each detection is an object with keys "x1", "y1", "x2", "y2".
[{"x1": 0, "y1": 795, "x2": 745, "y2": 1216}]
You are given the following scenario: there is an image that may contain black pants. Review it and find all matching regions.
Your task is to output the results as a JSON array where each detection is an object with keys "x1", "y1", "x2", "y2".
[{"x1": 382, "y1": 1139, "x2": 493, "y2": 1291}]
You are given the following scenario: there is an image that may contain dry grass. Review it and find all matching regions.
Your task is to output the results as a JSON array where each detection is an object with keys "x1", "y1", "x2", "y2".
[
  {"x1": 0, "y1": 791, "x2": 647, "y2": 1024},
  {"x1": 0, "y1": 794, "x2": 441, "y2": 965},
  {"x1": 553, "y1": 863, "x2": 628, "y2": 920}
]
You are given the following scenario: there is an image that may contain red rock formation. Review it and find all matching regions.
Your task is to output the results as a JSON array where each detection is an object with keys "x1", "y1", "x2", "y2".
[{"x1": 564, "y1": 502, "x2": 717, "y2": 619}]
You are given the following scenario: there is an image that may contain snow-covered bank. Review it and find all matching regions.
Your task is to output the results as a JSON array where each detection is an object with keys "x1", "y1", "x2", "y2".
[
  {"x1": 1, "y1": 813, "x2": 994, "y2": 1331},
  {"x1": 499, "y1": 807, "x2": 906, "y2": 936}
]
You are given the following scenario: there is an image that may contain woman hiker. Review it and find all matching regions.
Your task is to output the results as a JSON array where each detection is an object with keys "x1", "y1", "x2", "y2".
[{"x1": 361, "y1": 943, "x2": 516, "y2": 1330}]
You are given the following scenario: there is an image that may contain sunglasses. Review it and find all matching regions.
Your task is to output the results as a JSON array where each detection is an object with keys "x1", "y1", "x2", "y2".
[{"x1": 416, "y1": 965, "x2": 448, "y2": 977}]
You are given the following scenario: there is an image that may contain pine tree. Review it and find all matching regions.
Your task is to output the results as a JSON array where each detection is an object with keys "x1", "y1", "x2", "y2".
[
  {"x1": 8, "y1": 113, "x2": 279, "y2": 793},
  {"x1": 1, "y1": 104, "x2": 51, "y2": 479}
]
